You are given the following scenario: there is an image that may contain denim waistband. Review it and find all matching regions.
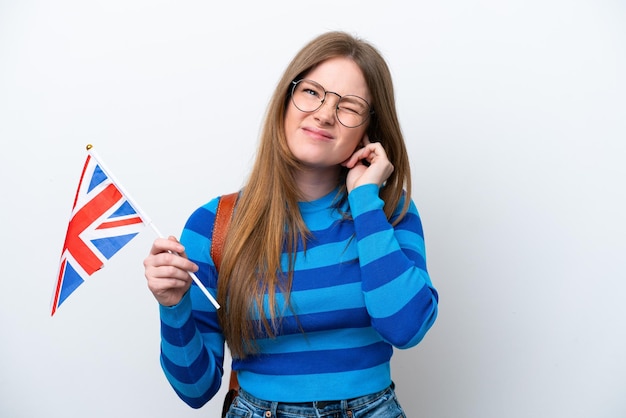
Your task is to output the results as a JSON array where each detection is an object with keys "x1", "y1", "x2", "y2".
[{"x1": 237, "y1": 382, "x2": 395, "y2": 413}]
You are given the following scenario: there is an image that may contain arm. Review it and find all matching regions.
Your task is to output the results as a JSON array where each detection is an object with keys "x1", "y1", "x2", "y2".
[
  {"x1": 145, "y1": 200, "x2": 225, "y2": 408},
  {"x1": 348, "y1": 184, "x2": 439, "y2": 348}
]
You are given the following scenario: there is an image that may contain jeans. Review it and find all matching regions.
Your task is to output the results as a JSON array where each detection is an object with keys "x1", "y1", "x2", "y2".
[{"x1": 225, "y1": 383, "x2": 406, "y2": 418}]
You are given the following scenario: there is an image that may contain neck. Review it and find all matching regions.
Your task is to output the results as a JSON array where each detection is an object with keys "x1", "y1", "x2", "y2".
[{"x1": 294, "y1": 166, "x2": 341, "y2": 201}]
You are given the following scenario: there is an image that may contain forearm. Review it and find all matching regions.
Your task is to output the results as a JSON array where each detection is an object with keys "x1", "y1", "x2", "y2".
[
  {"x1": 159, "y1": 290, "x2": 225, "y2": 408},
  {"x1": 349, "y1": 184, "x2": 439, "y2": 348}
]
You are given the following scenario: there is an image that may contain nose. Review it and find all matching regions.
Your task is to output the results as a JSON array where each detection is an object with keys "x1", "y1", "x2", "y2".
[{"x1": 314, "y1": 93, "x2": 340, "y2": 125}]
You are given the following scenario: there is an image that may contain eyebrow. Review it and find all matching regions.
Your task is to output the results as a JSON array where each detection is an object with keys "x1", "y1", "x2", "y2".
[{"x1": 306, "y1": 79, "x2": 370, "y2": 102}]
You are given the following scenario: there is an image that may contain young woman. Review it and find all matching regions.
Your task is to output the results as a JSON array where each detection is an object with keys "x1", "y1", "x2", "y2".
[{"x1": 144, "y1": 31, "x2": 438, "y2": 417}]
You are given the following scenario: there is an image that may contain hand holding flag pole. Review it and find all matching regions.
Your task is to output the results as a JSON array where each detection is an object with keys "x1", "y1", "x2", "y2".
[
  {"x1": 51, "y1": 144, "x2": 220, "y2": 316},
  {"x1": 87, "y1": 145, "x2": 221, "y2": 310}
]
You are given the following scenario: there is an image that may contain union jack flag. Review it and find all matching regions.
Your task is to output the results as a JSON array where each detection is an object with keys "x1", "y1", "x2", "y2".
[{"x1": 51, "y1": 152, "x2": 145, "y2": 316}]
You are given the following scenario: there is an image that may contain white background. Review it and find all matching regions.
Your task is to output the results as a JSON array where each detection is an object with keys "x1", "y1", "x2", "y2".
[{"x1": 1, "y1": 1, "x2": 625, "y2": 417}]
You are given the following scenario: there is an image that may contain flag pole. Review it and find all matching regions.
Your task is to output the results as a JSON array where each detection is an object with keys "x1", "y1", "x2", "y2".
[{"x1": 85, "y1": 144, "x2": 221, "y2": 310}]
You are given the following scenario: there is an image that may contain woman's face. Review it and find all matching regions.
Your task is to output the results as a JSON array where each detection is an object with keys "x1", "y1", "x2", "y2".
[{"x1": 284, "y1": 56, "x2": 371, "y2": 171}]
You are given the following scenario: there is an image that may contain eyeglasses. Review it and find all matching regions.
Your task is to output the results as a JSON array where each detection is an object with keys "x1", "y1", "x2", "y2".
[{"x1": 290, "y1": 79, "x2": 373, "y2": 128}]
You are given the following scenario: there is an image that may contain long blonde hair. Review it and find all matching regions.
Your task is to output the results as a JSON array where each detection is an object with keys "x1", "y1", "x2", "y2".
[{"x1": 217, "y1": 31, "x2": 412, "y2": 358}]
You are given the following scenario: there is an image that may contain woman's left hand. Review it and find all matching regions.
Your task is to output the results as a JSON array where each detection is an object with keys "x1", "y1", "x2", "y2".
[{"x1": 342, "y1": 136, "x2": 394, "y2": 193}]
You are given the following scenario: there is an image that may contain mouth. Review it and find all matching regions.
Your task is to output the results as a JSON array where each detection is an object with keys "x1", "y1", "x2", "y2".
[{"x1": 302, "y1": 127, "x2": 334, "y2": 141}]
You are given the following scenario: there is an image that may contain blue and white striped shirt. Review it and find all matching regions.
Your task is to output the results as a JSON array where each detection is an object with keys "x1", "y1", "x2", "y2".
[{"x1": 159, "y1": 184, "x2": 438, "y2": 407}]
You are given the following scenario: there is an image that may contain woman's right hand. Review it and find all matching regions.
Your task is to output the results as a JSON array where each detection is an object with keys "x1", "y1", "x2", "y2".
[{"x1": 143, "y1": 236, "x2": 199, "y2": 307}]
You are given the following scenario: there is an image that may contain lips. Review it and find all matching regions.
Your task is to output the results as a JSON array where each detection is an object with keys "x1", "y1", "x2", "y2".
[{"x1": 302, "y1": 126, "x2": 334, "y2": 141}]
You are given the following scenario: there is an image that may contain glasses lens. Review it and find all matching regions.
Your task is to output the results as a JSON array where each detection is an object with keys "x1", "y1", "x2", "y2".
[
  {"x1": 336, "y1": 96, "x2": 370, "y2": 128},
  {"x1": 292, "y1": 80, "x2": 324, "y2": 112},
  {"x1": 291, "y1": 79, "x2": 371, "y2": 128}
]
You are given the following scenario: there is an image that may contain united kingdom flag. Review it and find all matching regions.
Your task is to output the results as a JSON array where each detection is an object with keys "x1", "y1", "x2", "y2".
[{"x1": 51, "y1": 152, "x2": 145, "y2": 316}]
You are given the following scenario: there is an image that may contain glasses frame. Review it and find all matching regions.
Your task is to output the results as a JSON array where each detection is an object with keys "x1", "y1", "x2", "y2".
[{"x1": 290, "y1": 79, "x2": 374, "y2": 128}]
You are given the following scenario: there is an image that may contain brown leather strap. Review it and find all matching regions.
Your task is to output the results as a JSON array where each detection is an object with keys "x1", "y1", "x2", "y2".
[
  {"x1": 210, "y1": 192, "x2": 238, "y2": 271},
  {"x1": 210, "y1": 192, "x2": 241, "y2": 410},
  {"x1": 228, "y1": 368, "x2": 240, "y2": 391}
]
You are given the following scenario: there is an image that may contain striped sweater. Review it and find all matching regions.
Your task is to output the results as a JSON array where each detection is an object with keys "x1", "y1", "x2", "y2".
[{"x1": 159, "y1": 184, "x2": 438, "y2": 407}]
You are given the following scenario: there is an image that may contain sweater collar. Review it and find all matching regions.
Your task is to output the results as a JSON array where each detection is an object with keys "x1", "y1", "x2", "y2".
[{"x1": 298, "y1": 187, "x2": 343, "y2": 214}]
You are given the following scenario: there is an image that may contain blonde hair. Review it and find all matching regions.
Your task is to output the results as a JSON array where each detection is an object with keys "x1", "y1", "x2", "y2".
[{"x1": 217, "y1": 31, "x2": 412, "y2": 358}]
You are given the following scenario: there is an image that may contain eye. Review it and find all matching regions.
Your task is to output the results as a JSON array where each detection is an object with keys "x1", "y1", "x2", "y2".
[
  {"x1": 303, "y1": 88, "x2": 319, "y2": 97},
  {"x1": 338, "y1": 97, "x2": 368, "y2": 115},
  {"x1": 299, "y1": 82, "x2": 323, "y2": 99}
]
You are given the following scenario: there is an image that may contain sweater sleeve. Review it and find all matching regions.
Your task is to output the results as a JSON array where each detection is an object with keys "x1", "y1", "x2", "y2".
[
  {"x1": 348, "y1": 184, "x2": 439, "y2": 349},
  {"x1": 158, "y1": 199, "x2": 225, "y2": 408}
]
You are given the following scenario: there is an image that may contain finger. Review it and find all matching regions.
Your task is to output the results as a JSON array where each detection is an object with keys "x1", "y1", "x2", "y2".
[
  {"x1": 362, "y1": 144, "x2": 379, "y2": 164},
  {"x1": 366, "y1": 141, "x2": 385, "y2": 154},
  {"x1": 144, "y1": 254, "x2": 197, "y2": 285},
  {"x1": 365, "y1": 142, "x2": 390, "y2": 162},
  {"x1": 147, "y1": 264, "x2": 194, "y2": 283},
  {"x1": 153, "y1": 251, "x2": 198, "y2": 272},
  {"x1": 146, "y1": 266, "x2": 191, "y2": 283},
  {"x1": 342, "y1": 148, "x2": 366, "y2": 168},
  {"x1": 145, "y1": 273, "x2": 191, "y2": 299},
  {"x1": 167, "y1": 235, "x2": 194, "y2": 260},
  {"x1": 149, "y1": 237, "x2": 185, "y2": 256}
]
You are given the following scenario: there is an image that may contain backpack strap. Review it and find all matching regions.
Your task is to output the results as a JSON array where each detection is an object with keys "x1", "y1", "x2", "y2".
[
  {"x1": 211, "y1": 192, "x2": 240, "y2": 418},
  {"x1": 211, "y1": 192, "x2": 238, "y2": 271}
]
